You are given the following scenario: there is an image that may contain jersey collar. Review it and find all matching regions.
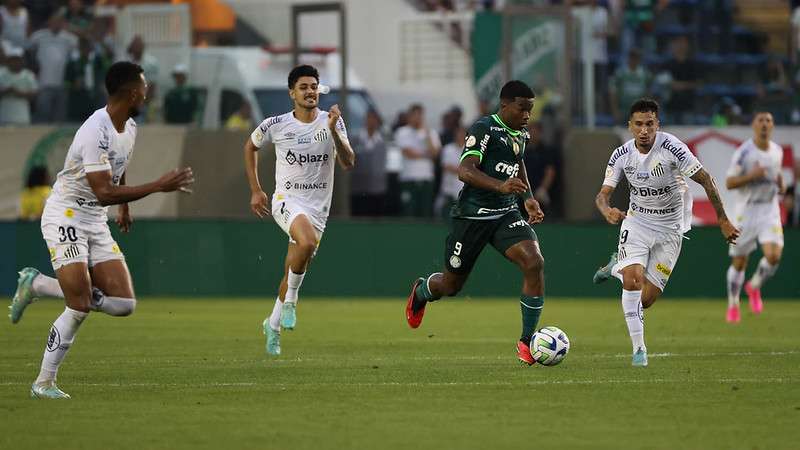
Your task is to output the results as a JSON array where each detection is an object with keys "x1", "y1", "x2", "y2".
[{"x1": 491, "y1": 114, "x2": 521, "y2": 137}]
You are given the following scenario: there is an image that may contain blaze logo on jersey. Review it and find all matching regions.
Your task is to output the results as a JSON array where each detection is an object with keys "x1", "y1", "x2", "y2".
[
  {"x1": 286, "y1": 150, "x2": 330, "y2": 166},
  {"x1": 630, "y1": 185, "x2": 673, "y2": 197},
  {"x1": 495, "y1": 162, "x2": 520, "y2": 177}
]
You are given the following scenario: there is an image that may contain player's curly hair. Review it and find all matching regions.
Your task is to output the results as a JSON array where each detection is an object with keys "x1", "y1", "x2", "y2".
[
  {"x1": 629, "y1": 98, "x2": 660, "y2": 119},
  {"x1": 499, "y1": 80, "x2": 535, "y2": 100},
  {"x1": 288, "y1": 65, "x2": 320, "y2": 89},
  {"x1": 105, "y1": 61, "x2": 144, "y2": 97}
]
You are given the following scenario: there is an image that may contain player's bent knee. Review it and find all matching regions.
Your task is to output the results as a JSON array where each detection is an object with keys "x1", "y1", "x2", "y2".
[{"x1": 766, "y1": 254, "x2": 781, "y2": 266}]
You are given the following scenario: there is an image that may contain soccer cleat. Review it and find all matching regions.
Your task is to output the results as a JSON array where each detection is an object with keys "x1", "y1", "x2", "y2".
[
  {"x1": 405, "y1": 278, "x2": 426, "y2": 329},
  {"x1": 280, "y1": 302, "x2": 296, "y2": 330},
  {"x1": 592, "y1": 252, "x2": 618, "y2": 284},
  {"x1": 743, "y1": 282, "x2": 763, "y2": 314},
  {"x1": 726, "y1": 305, "x2": 741, "y2": 323},
  {"x1": 10, "y1": 267, "x2": 40, "y2": 324},
  {"x1": 516, "y1": 340, "x2": 535, "y2": 366},
  {"x1": 263, "y1": 319, "x2": 281, "y2": 355},
  {"x1": 30, "y1": 381, "x2": 70, "y2": 399},
  {"x1": 632, "y1": 347, "x2": 648, "y2": 367}
]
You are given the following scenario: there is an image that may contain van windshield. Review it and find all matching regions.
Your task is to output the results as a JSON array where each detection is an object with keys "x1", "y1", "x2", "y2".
[{"x1": 254, "y1": 89, "x2": 377, "y2": 134}]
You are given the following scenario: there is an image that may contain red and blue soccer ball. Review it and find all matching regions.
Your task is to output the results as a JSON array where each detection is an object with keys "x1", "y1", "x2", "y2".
[{"x1": 530, "y1": 326, "x2": 570, "y2": 366}]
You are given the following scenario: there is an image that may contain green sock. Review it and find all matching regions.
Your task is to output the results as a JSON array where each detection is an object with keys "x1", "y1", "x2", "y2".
[
  {"x1": 520, "y1": 295, "x2": 544, "y2": 342},
  {"x1": 414, "y1": 276, "x2": 435, "y2": 302}
]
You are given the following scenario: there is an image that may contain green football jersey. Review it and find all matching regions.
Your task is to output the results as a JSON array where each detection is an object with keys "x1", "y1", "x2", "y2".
[{"x1": 452, "y1": 114, "x2": 529, "y2": 219}]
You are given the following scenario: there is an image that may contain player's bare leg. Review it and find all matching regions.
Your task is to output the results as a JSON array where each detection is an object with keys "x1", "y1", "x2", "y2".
[
  {"x1": 744, "y1": 243, "x2": 782, "y2": 314},
  {"x1": 726, "y1": 255, "x2": 748, "y2": 323},
  {"x1": 406, "y1": 270, "x2": 468, "y2": 328},
  {"x1": 619, "y1": 264, "x2": 657, "y2": 367},
  {"x1": 30, "y1": 263, "x2": 92, "y2": 399},
  {"x1": 505, "y1": 240, "x2": 545, "y2": 366}
]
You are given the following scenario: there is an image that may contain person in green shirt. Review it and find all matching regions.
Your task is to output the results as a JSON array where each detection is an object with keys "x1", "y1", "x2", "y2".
[
  {"x1": 610, "y1": 48, "x2": 652, "y2": 124},
  {"x1": 404, "y1": 80, "x2": 548, "y2": 366},
  {"x1": 163, "y1": 64, "x2": 198, "y2": 124}
]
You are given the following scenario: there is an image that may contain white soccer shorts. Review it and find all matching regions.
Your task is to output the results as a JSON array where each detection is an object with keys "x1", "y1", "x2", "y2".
[
  {"x1": 271, "y1": 193, "x2": 325, "y2": 245},
  {"x1": 41, "y1": 208, "x2": 125, "y2": 270},
  {"x1": 612, "y1": 218, "x2": 683, "y2": 292},
  {"x1": 729, "y1": 207, "x2": 783, "y2": 257}
]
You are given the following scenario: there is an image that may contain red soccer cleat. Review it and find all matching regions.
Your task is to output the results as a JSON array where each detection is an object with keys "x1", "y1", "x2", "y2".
[
  {"x1": 517, "y1": 340, "x2": 535, "y2": 366},
  {"x1": 405, "y1": 278, "x2": 426, "y2": 329},
  {"x1": 744, "y1": 281, "x2": 763, "y2": 314}
]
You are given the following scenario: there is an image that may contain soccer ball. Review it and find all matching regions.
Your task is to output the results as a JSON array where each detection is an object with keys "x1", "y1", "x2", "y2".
[{"x1": 530, "y1": 326, "x2": 570, "y2": 366}]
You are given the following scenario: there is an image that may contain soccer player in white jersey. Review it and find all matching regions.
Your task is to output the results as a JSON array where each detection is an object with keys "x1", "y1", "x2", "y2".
[
  {"x1": 243, "y1": 65, "x2": 355, "y2": 356},
  {"x1": 724, "y1": 112, "x2": 785, "y2": 323},
  {"x1": 594, "y1": 99, "x2": 739, "y2": 367},
  {"x1": 8, "y1": 62, "x2": 194, "y2": 398}
]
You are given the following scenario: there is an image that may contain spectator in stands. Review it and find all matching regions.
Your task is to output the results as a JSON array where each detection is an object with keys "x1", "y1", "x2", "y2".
[
  {"x1": 665, "y1": 35, "x2": 698, "y2": 124},
  {"x1": 225, "y1": 100, "x2": 252, "y2": 131},
  {"x1": 65, "y1": 37, "x2": 108, "y2": 122},
  {"x1": 0, "y1": 46, "x2": 36, "y2": 125},
  {"x1": 710, "y1": 96, "x2": 743, "y2": 127},
  {"x1": 61, "y1": 0, "x2": 93, "y2": 40},
  {"x1": 435, "y1": 125, "x2": 464, "y2": 220},
  {"x1": 619, "y1": 0, "x2": 667, "y2": 66},
  {"x1": 589, "y1": 0, "x2": 609, "y2": 114},
  {"x1": 0, "y1": 15, "x2": 15, "y2": 65},
  {"x1": 18, "y1": 165, "x2": 50, "y2": 220},
  {"x1": 28, "y1": 12, "x2": 77, "y2": 123},
  {"x1": 121, "y1": 35, "x2": 158, "y2": 121},
  {"x1": 0, "y1": 0, "x2": 28, "y2": 50},
  {"x1": 350, "y1": 109, "x2": 388, "y2": 216},
  {"x1": 523, "y1": 120, "x2": 560, "y2": 217},
  {"x1": 395, "y1": 103, "x2": 441, "y2": 217},
  {"x1": 164, "y1": 64, "x2": 199, "y2": 125},
  {"x1": 609, "y1": 48, "x2": 651, "y2": 124},
  {"x1": 439, "y1": 105, "x2": 463, "y2": 147}
]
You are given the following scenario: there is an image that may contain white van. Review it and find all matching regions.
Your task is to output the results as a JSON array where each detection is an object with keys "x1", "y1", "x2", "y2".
[{"x1": 187, "y1": 47, "x2": 379, "y2": 131}]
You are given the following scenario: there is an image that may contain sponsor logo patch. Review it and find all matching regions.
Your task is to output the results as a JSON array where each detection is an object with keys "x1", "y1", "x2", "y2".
[
  {"x1": 466, "y1": 135, "x2": 476, "y2": 147},
  {"x1": 449, "y1": 255, "x2": 462, "y2": 269},
  {"x1": 495, "y1": 162, "x2": 520, "y2": 177},
  {"x1": 46, "y1": 326, "x2": 61, "y2": 352},
  {"x1": 605, "y1": 167, "x2": 614, "y2": 178},
  {"x1": 656, "y1": 263, "x2": 672, "y2": 277},
  {"x1": 65, "y1": 208, "x2": 74, "y2": 218}
]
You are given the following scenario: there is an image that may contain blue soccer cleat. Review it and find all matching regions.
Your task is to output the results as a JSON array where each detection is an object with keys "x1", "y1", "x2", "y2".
[
  {"x1": 30, "y1": 381, "x2": 71, "y2": 399},
  {"x1": 632, "y1": 347, "x2": 648, "y2": 367},
  {"x1": 280, "y1": 302, "x2": 296, "y2": 330},
  {"x1": 593, "y1": 252, "x2": 618, "y2": 284},
  {"x1": 10, "y1": 267, "x2": 40, "y2": 324},
  {"x1": 263, "y1": 319, "x2": 281, "y2": 355}
]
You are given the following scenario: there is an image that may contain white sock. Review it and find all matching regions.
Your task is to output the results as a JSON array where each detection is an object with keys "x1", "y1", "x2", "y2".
[
  {"x1": 749, "y1": 257, "x2": 778, "y2": 289},
  {"x1": 726, "y1": 266, "x2": 745, "y2": 308},
  {"x1": 268, "y1": 298, "x2": 282, "y2": 331},
  {"x1": 285, "y1": 269, "x2": 305, "y2": 304},
  {"x1": 621, "y1": 289, "x2": 645, "y2": 352},
  {"x1": 91, "y1": 288, "x2": 136, "y2": 316},
  {"x1": 35, "y1": 307, "x2": 88, "y2": 384},
  {"x1": 32, "y1": 273, "x2": 64, "y2": 298}
]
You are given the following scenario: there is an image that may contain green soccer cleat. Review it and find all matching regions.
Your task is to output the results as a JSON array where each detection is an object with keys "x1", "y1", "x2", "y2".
[
  {"x1": 30, "y1": 381, "x2": 71, "y2": 399},
  {"x1": 10, "y1": 267, "x2": 40, "y2": 324},
  {"x1": 592, "y1": 252, "x2": 618, "y2": 284},
  {"x1": 280, "y1": 302, "x2": 296, "y2": 330},
  {"x1": 632, "y1": 347, "x2": 648, "y2": 367},
  {"x1": 263, "y1": 319, "x2": 281, "y2": 355}
]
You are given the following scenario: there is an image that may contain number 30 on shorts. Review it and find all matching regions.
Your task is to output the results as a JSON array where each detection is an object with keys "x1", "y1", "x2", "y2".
[{"x1": 58, "y1": 226, "x2": 78, "y2": 243}]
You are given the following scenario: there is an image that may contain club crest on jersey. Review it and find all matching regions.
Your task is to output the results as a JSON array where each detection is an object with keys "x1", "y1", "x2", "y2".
[
  {"x1": 512, "y1": 141, "x2": 520, "y2": 155},
  {"x1": 466, "y1": 135, "x2": 476, "y2": 147},
  {"x1": 313, "y1": 129, "x2": 329, "y2": 142},
  {"x1": 650, "y1": 163, "x2": 665, "y2": 178}
]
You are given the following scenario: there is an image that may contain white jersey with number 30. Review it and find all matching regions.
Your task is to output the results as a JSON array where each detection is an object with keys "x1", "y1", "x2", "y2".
[
  {"x1": 603, "y1": 131, "x2": 702, "y2": 234},
  {"x1": 251, "y1": 109, "x2": 346, "y2": 222}
]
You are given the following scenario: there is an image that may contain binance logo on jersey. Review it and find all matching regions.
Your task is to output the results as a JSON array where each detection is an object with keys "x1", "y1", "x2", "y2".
[
  {"x1": 286, "y1": 150, "x2": 330, "y2": 166},
  {"x1": 495, "y1": 162, "x2": 520, "y2": 177}
]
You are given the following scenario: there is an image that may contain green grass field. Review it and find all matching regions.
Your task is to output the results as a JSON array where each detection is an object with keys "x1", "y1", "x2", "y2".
[{"x1": 1, "y1": 297, "x2": 798, "y2": 450}]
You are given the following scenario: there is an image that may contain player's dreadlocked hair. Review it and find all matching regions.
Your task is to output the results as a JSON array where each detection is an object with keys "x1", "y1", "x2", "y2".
[
  {"x1": 105, "y1": 61, "x2": 144, "y2": 97},
  {"x1": 629, "y1": 98, "x2": 660, "y2": 119},
  {"x1": 499, "y1": 80, "x2": 535, "y2": 100},
  {"x1": 288, "y1": 65, "x2": 320, "y2": 89}
]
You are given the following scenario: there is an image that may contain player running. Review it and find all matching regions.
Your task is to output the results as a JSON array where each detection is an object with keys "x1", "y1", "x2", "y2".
[
  {"x1": 9, "y1": 62, "x2": 194, "y2": 398},
  {"x1": 724, "y1": 112, "x2": 785, "y2": 323},
  {"x1": 404, "y1": 80, "x2": 547, "y2": 366},
  {"x1": 244, "y1": 64, "x2": 355, "y2": 356},
  {"x1": 594, "y1": 98, "x2": 739, "y2": 367}
]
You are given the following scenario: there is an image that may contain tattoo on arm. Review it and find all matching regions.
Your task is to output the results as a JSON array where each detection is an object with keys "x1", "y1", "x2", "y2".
[{"x1": 692, "y1": 169, "x2": 728, "y2": 221}]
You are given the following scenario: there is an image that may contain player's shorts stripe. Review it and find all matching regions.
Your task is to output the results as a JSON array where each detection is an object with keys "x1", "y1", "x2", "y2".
[{"x1": 460, "y1": 150, "x2": 483, "y2": 162}]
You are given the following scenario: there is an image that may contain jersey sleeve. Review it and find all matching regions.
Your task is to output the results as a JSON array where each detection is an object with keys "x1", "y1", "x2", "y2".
[
  {"x1": 461, "y1": 121, "x2": 490, "y2": 163},
  {"x1": 726, "y1": 147, "x2": 746, "y2": 178},
  {"x1": 335, "y1": 116, "x2": 348, "y2": 140},
  {"x1": 81, "y1": 124, "x2": 113, "y2": 174},
  {"x1": 675, "y1": 141, "x2": 703, "y2": 177},
  {"x1": 602, "y1": 148, "x2": 624, "y2": 187},
  {"x1": 250, "y1": 117, "x2": 275, "y2": 149}
]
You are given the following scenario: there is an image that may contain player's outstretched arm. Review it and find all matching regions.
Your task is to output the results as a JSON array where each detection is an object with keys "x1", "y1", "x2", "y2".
[
  {"x1": 458, "y1": 155, "x2": 527, "y2": 194},
  {"x1": 86, "y1": 167, "x2": 194, "y2": 207},
  {"x1": 328, "y1": 104, "x2": 355, "y2": 170},
  {"x1": 691, "y1": 168, "x2": 740, "y2": 243},
  {"x1": 244, "y1": 138, "x2": 270, "y2": 218},
  {"x1": 595, "y1": 185, "x2": 626, "y2": 224}
]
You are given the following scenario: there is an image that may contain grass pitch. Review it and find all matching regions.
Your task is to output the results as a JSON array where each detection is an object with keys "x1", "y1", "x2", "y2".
[{"x1": 1, "y1": 297, "x2": 798, "y2": 450}]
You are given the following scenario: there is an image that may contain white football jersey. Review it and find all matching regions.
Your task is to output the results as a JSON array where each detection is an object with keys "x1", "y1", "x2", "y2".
[
  {"x1": 46, "y1": 108, "x2": 136, "y2": 222},
  {"x1": 251, "y1": 109, "x2": 346, "y2": 220},
  {"x1": 603, "y1": 131, "x2": 702, "y2": 234},
  {"x1": 726, "y1": 139, "x2": 782, "y2": 218}
]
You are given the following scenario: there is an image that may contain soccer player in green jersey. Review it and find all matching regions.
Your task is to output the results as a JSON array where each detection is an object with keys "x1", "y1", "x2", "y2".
[{"x1": 404, "y1": 80, "x2": 546, "y2": 365}]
